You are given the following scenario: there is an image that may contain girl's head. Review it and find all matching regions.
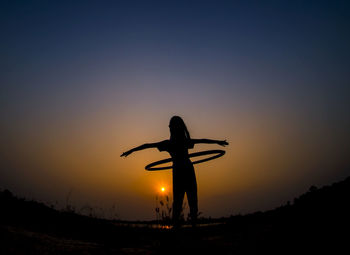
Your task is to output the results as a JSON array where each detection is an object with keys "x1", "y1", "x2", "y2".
[{"x1": 169, "y1": 116, "x2": 191, "y2": 142}]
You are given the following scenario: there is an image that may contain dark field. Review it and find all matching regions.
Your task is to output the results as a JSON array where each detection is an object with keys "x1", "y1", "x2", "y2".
[{"x1": 1, "y1": 176, "x2": 349, "y2": 255}]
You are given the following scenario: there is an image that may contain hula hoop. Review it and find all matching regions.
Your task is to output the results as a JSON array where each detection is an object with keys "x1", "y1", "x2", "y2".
[{"x1": 145, "y1": 150, "x2": 225, "y2": 171}]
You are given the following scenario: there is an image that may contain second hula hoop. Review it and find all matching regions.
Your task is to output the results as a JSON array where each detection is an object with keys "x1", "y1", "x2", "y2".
[{"x1": 145, "y1": 149, "x2": 225, "y2": 171}]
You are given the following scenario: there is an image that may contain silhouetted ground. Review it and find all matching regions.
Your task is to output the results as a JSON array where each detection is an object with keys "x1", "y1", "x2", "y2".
[{"x1": 1, "y1": 176, "x2": 350, "y2": 254}]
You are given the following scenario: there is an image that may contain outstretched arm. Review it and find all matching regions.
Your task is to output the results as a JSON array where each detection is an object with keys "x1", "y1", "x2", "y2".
[
  {"x1": 191, "y1": 139, "x2": 229, "y2": 147},
  {"x1": 120, "y1": 142, "x2": 161, "y2": 157}
]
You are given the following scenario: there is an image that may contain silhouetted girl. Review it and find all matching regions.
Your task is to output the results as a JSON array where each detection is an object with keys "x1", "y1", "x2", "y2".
[{"x1": 121, "y1": 116, "x2": 228, "y2": 226}]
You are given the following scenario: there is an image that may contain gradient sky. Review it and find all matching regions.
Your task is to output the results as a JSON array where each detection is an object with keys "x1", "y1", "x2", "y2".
[{"x1": 1, "y1": 0, "x2": 350, "y2": 220}]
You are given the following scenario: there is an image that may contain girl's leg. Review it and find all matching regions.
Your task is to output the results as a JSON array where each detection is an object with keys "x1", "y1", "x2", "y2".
[
  {"x1": 186, "y1": 178, "x2": 198, "y2": 226},
  {"x1": 172, "y1": 184, "x2": 185, "y2": 226}
]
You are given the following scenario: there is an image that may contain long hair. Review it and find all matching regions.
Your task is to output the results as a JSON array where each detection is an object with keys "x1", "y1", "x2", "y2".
[{"x1": 169, "y1": 116, "x2": 191, "y2": 142}]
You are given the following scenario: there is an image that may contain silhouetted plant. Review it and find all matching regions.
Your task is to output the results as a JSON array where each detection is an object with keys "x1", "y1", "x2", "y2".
[
  {"x1": 309, "y1": 185, "x2": 318, "y2": 193},
  {"x1": 65, "y1": 189, "x2": 76, "y2": 213},
  {"x1": 109, "y1": 203, "x2": 119, "y2": 220},
  {"x1": 155, "y1": 195, "x2": 172, "y2": 225},
  {"x1": 155, "y1": 195, "x2": 188, "y2": 226}
]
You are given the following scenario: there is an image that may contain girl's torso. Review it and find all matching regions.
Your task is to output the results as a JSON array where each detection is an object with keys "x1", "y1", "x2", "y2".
[{"x1": 157, "y1": 139, "x2": 194, "y2": 173}]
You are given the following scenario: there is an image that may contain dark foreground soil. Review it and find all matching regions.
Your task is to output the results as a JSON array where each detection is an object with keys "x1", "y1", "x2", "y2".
[
  {"x1": 1, "y1": 176, "x2": 350, "y2": 254},
  {"x1": 1, "y1": 215, "x2": 348, "y2": 255}
]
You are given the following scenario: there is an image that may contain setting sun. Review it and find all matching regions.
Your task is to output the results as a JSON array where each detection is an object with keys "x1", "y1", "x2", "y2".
[{"x1": 161, "y1": 187, "x2": 165, "y2": 193}]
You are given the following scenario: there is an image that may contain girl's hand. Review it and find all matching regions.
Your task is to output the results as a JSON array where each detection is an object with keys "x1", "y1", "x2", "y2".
[
  {"x1": 120, "y1": 150, "x2": 132, "y2": 157},
  {"x1": 218, "y1": 140, "x2": 229, "y2": 146}
]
